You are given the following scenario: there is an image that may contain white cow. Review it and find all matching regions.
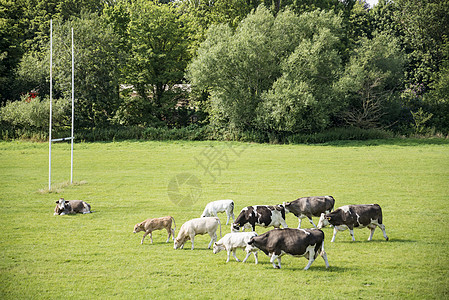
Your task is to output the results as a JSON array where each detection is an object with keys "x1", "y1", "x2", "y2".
[
  {"x1": 213, "y1": 232, "x2": 259, "y2": 264},
  {"x1": 174, "y1": 217, "x2": 222, "y2": 250},
  {"x1": 201, "y1": 199, "x2": 235, "y2": 225}
]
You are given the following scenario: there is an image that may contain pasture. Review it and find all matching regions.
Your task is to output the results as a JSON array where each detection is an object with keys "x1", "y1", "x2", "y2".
[{"x1": 0, "y1": 139, "x2": 448, "y2": 299}]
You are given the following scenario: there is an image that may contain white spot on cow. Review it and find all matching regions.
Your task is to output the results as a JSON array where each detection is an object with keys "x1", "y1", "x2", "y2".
[
  {"x1": 340, "y1": 205, "x2": 350, "y2": 213},
  {"x1": 299, "y1": 229, "x2": 311, "y2": 235}
]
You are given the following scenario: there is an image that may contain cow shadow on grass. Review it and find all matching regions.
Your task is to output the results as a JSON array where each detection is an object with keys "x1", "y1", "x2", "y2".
[{"x1": 335, "y1": 238, "x2": 416, "y2": 244}]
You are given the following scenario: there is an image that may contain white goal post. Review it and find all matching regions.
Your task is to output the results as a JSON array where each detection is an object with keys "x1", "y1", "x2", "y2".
[{"x1": 48, "y1": 20, "x2": 75, "y2": 191}]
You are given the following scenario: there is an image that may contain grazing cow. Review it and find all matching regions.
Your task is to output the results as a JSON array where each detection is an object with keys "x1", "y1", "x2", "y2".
[
  {"x1": 133, "y1": 216, "x2": 176, "y2": 244},
  {"x1": 248, "y1": 228, "x2": 329, "y2": 270},
  {"x1": 317, "y1": 204, "x2": 389, "y2": 242},
  {"x1": 232, "y1": 205, "x2": 288, "y2": 232},
  {"x1": 174, "y1": 217, "x2": 222, "y2": 250},
  {"x1": 284, "y1": 196, "x2": 335, "y2": 228},
  {"x1": 54, "y1": 198, "x2": 91, "y2": 215},
  {"x1": 213, "y1": 232, "x2": 259, "y2": 264},
  {"x1": 201, "y1": 199, "x2": 235, "y2": 225}
]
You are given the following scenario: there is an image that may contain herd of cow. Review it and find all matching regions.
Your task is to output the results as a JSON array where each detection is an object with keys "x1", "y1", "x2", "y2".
[{"x1": 54, "y1": 196, "x2": 389, "y2": 270}]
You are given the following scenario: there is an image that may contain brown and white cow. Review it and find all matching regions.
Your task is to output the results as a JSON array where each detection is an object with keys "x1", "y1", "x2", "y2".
[
  {"x1": 248, "y1": 228, "x2": 329, "y2": 270},
  {"x1": 231, "y1": 205, "x2": 288, "y2": 232},
  {"x1": 133, "y1": 216, "x2": 176, "y2": 244},
  {"x1": 54, "y1": 198, "x2": 91, "y2": 215},
  {"x1": 174, "y1": 217, "x2": 222, "y2": 250},
  {"x1": 317, "y1": 204, "x2": 389, "y2": 242},
  {"x1": 284, "y1": 196, "x2": 335, "y2": 228}
]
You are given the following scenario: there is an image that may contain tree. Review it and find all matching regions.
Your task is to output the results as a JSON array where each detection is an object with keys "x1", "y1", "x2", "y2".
[
  {"x1": 188, "y1": 6, "x2": 294, "y2": 131},
  {"x1": 258, "y1": 9, "x2": 344, "y2": 133},
  {"x1": 50, "y1": 12, "x2": 122, "y2": 128},
  {"x1": 123, "y1": 0, "x2": 190, "y2": 124},
  {"x1": 337, "y1": 32, "x2": 406, "y2": 129},
  {"x1": 188, "y1": 7, "x2": 345, "y2": 133}
]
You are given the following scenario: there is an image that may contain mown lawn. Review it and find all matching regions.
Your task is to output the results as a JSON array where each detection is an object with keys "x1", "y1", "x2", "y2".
[{"x1": 0, "y1": 139, "x2": 448, "y2": 299}]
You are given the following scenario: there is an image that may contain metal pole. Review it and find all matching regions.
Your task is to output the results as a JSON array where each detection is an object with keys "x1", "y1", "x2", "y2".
[
  {"x1": 49, "y1": 19, "x2": 53, "y2": 191},
  {"x1": 70, "y1": 27, "x2": 74, "y2": 184}
]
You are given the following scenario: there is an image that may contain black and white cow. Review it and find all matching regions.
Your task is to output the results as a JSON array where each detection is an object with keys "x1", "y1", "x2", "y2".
[
  {"x1": 232, "y1": 205, "x2": 288, "y2": 232},
  {"x1": 54, "y1": 198, "x2": 91, "y2": 215},
  {"x1": 248, "y1": 228, "x2": 329, "y2": 270},
  {"x1": 317, "y1": 204, "x2": 389, "y2": 242},
  {"x1": 284, "y1": 196, "x2": 335, "y2": 228}
]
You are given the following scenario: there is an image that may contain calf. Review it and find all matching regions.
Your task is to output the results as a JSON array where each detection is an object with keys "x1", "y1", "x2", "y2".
[
  {"x1": 133, "y1": 216, "x2": 176, "y2": 244},
  {"x1": 201, "y1": 199, "x2": 235, "y2": 225},
  {"x1": 248, "y1": 228, "x2": 329, "y2": 270},
  {"x1": 284, "y1": 196, "x2": 335, "y2": 228},
  {"x1": 232, "y1": 205, "x2": 288, "y2": 232},
  {"x1": 317, "y1": 204, "x2": 389, "y2": 242},
  {"x1": 174, "y1": 217, "x2": 222, "y2": 250},
  {"x1": 213, "y1": 232, "x2": 259, "y2": 264},
  {"x1": 54, "y1": 198, "x2": 91, "y2": 215}
]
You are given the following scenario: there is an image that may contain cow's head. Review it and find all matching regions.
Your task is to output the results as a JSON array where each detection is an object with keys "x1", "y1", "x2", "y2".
[
  {"x1": 212, "y1": 242, "x2": 225, "y2": 254},
  {"x1": 231, "y1": 223, "x2": 241, "y2": 232},
  {"x1": 55, "y1": 198, "x2": 67, "y2": 209},
  {"x1": 133, "y1": 223, "x2": 144, "y2": 233},
  {"x1": 174, "y1": 236, "x2": 187, "y2": 250},
  {"x1": 317, "y1": 213, "x2": 331, "y2": 229}
]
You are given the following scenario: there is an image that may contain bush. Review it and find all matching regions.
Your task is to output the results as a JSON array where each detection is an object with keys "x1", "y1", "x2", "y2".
[{"x1": 0, "y1": 95, "x2": 70, "y2": 131}]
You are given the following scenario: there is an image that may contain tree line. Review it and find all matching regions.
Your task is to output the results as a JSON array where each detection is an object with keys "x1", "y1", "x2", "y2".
[{"x1": 1, "y1": 0, "x2": 448, "y2": 141}]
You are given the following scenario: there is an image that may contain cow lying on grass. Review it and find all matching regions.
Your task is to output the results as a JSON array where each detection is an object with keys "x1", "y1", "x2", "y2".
[
  {"x1": 133, "y1": 216, "x2": 176, "y2": 244},
  {"x1": 283, "y1": 196, "x2": 335, "y2": 228},
  {"x1": 317, "y1": 204, "x2": 389, "y2": 242},
  {"x1": 174, "y1": 217, "x2": 222, "y2": 250},
  {"x1": 213, "y1": 232, "x2": 259, "y2": 264},
  {"x1": 201, "y1": 199, "x2": 235, "y2": 225},
  {"x1": 54, "y1": 198, "x2": 91, "y2": 215},
  {"x1": 248, "y1": 228, "x2": 329, "y2": 270}
]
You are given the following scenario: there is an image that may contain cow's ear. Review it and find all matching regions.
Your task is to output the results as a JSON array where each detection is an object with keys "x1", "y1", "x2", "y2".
[
  {"x1": 55, "y1": 200, "x2": 59, "y2": 204},
  {"x1": 326, "y1": 216, "x2": 332, "y2": 221},
  {"x1": 65, "y1": 201, "x2": 69, "y2": 204}
]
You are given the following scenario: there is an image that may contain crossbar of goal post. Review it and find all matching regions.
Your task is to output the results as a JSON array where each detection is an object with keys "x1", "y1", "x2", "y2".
[{"x1": 49, "y1": 21, "x2": 75, "y2": 191}]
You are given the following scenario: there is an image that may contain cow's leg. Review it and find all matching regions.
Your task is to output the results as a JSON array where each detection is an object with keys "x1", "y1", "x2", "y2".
[
  {"x1": 349, "y1": 228, "x2": 355, "y2": 241},
  {"x1": 141, "y1": 231, "x2": 150, "y2": 244},
  {"x1": 320, "y1": 247, "x2": 330, "y2": 269},
  {"x1": 368, "y1": 225, "x2": 376, "y2": 241},
  {"x1": 171, "y1": 228, "x2": 175, "y2": 240},
  {"x1": 304, "y1": 247, "x2": 316, "y2": 270},
  {"x1": 242, "y1": 251, "x2": 252, "y2": 263},
  {"x1": 208, "y1": 232, "x2": 217, "y2": 249},
  {"x1": 378, "y1": 223, "x2": 389, "y2": 241},
  {"x1": 270, "y1": 253, "x2": 280, "y2": 269},
  {"x1": 150, "y1": 232, "x2": 153, "y2": 244},
  {"x1": 226, "y1": 250, "x2": 231, "y2": 263},
  {"x1": 307, "y1": 217, "x2": 318, "y2": 228},
  {"x1": 253, "y1": 252, "x2": 258, "y2": 264},
  {"x1": 331, "y1": 227, "x2": 339, "y2": 242},
  {"x1": 165, "y1": 227, "x2": 171, "y2": 243},
  {"x1": 232, "y1": 249, "x2": 241, "y2": 262},
  {"x1": 190, "y1": 235, "x2": 195, "y2": 250},
  {"x1": 280, "y1": 218, "x2": 288, "y2": 229},
  {"x1": 297, "y1": 218, "x2": 302, "y2": 229}
]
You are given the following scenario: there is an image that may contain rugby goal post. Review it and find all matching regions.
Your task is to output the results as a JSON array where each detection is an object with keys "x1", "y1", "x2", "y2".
[{"x1": 48, "y1": 20, "x2": 75, "y2": 191}]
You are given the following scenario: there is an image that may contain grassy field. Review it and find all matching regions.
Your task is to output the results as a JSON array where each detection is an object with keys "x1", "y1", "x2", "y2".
[{"x1": 0, "y1": 139, "x2": 448, "y2": 299}]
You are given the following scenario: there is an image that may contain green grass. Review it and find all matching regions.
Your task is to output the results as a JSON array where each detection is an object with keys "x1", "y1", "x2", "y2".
[{"x1": 0, "y1": 139, "x2": 448, "y2": 299}]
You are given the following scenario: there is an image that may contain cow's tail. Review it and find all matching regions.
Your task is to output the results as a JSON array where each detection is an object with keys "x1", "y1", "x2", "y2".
[
  {"x1": 217, "y1": 217, "x2": 222, "y2": 238},
  {"x1": 171, "y1": 216, "x2": 177, "y2": 232},
  {"x1": 375, "y1": 204, "x2": 383, "y2": 224}
]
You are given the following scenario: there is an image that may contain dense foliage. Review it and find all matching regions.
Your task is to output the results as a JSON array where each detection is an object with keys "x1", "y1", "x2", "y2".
[{"x1": 1, "y1": 0, "x2": 448, "y2": 141}]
